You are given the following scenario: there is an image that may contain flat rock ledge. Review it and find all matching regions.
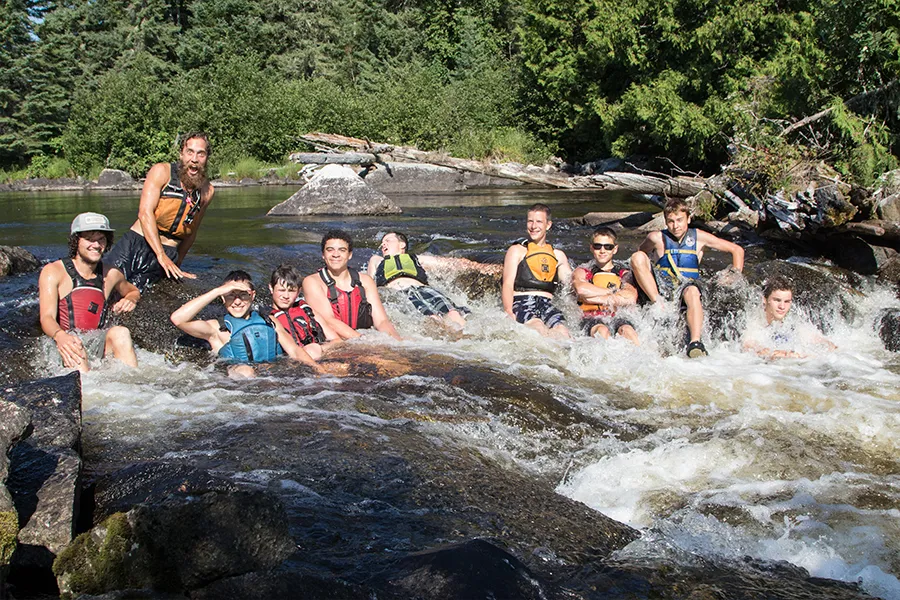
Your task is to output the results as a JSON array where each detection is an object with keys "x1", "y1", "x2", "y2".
[{"x1": 268, "y1": 164, "x2": 401, "y2": 216}]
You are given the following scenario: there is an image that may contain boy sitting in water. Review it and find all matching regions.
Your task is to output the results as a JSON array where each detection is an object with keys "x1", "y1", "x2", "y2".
[
  {"x1": 572, "y1": 226, "x2": 640, "y2": 344},
  {"x1": 743, "y1": 276, "x2": 837, "y2": 359},
  {"x1": 170, "y1": 270, "x2": 321, "y2": 378},
  {"x1": 269, "y1": 263, "x2": 337, "y2": 360},
  {"x1": 630, "y1": 198, "x2": 745, "y2": 358}
]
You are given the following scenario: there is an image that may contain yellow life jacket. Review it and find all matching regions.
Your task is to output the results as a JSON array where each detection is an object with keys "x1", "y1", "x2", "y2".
[
  {"x1": 513, "y1": 241, "x2": 559, "y2": 293},
  {"x1": 579, "y1": 266, "x2": 624, "y2": 314},
  {"x1": 378, "y1": 253, "x2": 428, "y2": 286}
]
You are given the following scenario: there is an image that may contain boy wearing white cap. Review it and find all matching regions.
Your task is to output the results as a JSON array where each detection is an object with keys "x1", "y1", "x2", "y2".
[{"x1": 38, "y1": 212, "x2": 141, "y2": 372}]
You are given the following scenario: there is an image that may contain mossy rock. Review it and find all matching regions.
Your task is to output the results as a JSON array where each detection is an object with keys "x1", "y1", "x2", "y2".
[
  {"x1": 53, "y1": 512, "x2": 134, "y2": 599},
  {"x1": 0, "y1": 510, "x2": 18, "y2": 565}
]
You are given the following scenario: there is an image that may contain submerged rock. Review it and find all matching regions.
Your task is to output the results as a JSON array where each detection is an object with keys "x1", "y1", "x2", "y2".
[
  {"x1": 385, "y1": 539, "x2": 563, "y2": 600},
  {"x1": 877, "y1": 308, "x2": 900, "y2": 352},
  {"x1": 0, "y1": 246, "x2": 40, "y2": 277},
  {"x1": 268, "y1": 164, "x2": 401, "y2": 216},
  {"x1": 54, "y1": 490, "x2": 294, "y2": 597}
]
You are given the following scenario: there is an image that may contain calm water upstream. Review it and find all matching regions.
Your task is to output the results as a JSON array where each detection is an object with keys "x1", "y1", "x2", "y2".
[{"x1": 2, "y1": 185, "x2": 899, "y2": 598}]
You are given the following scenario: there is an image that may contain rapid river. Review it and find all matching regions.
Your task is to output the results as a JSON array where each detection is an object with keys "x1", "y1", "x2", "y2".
[{"x1": 1, "y1": 185, "x2": 899, "y2": 598}]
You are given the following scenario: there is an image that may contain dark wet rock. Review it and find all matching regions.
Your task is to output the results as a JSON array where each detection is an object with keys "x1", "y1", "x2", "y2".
[
  {"x1": 877, "y1": 308, "x2": 900, "y2": 352},
  {"x1": 1, "y1": 400, "x2": 31, "y2": 599},
  {"x1": 364, "y1": 163, "x2": 465, "y2": 193},
  {"x1": 827, "y1": 235, "x2": 897, "y2": 275},
  {"x1": 6, "y1": 177, "x2": 84, "y2": 191},
  {"x1": 268, "y1": 165, "x2": 401, "y2": 216},
  {"x1": 3, "y1": 372, "x2": 82, "y2": 449},
  {"x1": 4, "y1": 372, "x2": 82, "y2": 582},
  {"x1": 384, "y1": 539, "x2": 563, "y2": 600},
  {"x1": 877, "y1": 255, "x2": 900, "y2": 285},
  {"x1": 448, "y1": 267, "x2": 501, "y2": 300},
  {"x1": 815, "y1": 183, "x2": 857, "y2": 227},
  {"x1": 90, "y1": 462, "x2": 240, "y2": 525},
  {"x1": 0, "y1": 246, "x2": 40, "y2": 278},
  {"x1": 94, "y1": 170, "x2": 136, "y2": 190},
  {"x1": 571, "y1": 211, "x2": 657, "y2": 228},
  {"x1": 69, "y1": 590, "x2": 186, "y2": 599},
  {"x1": 191, "y1": 570, "x2": 370, "y2": 600},
  {"x1": 54, "y1": 490, "x2": 294, "y2": 597}
]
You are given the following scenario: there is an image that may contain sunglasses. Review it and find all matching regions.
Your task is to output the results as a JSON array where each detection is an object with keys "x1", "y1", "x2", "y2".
[
  {"x1": 591, "y1": 243, "x2": 616, "y2": 251},
  {"x1": 223, "y1": 291, "x2": 253, "y2": 302}
]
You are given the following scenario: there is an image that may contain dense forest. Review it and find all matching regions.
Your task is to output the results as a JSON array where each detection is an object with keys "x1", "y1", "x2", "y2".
[{"x1": 0, "y1": 0, "x2": 898, "y2": 184}]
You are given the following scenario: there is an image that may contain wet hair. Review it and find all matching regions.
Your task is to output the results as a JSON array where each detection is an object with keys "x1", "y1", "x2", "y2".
[
  {"x1": 223, "y1": 269, "x2": 255, "y2": 290},
  {"x1": 180, "y1": 131, "x2": 211, "y2": 155},
  {"x1": 321, "y1": 230, "x2": 353, "y2": 252},
  {"x1": 663, "y1": 198, "x2": 691, "y2": 217},
  {"x1": 382, "y1": 231, "x2": 408, "y2": 252},
  {"x1": 527, "y1": 203, "x2": 552, "y2": 219},
  {"x1": 591, "y1": 226, "x2": 618, "y2": 242},
  {"x1": 269, "y1": 263, "x2": 302, "y2": 289},
  {"x1": 68, "y1": 231, "x2": 114, "y2": 258},
  {"x1": 763, "y1": 275, "x2": 793, "y2": 299}
]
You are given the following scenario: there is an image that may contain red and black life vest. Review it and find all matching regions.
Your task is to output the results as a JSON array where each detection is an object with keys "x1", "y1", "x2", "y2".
[
  {"x1": 318, "y1": 268, "x2": 374, "y2": 330},
  {"x1": 57, "y1": 259, "x2": 106, "y2": 331},
  {"x1": 271, "y1": 300, "x2": 326, "y2": 346}
]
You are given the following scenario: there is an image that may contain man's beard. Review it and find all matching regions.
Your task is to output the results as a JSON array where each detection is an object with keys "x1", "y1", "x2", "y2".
[{"x1": 177, "y1": 160, "x2": 209, "y2": 192}]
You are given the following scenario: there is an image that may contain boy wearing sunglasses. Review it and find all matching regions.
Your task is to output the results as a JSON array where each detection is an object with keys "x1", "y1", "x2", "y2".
[
  {"x1": 630, "y1": 198, "x2": 744, "y2": 357},
  {"x1": 170, "y1": 270, "x2": 321, "y2": 378},
  {"x1": 572, "y1": 226, "x2": 639, "y2": 344}
]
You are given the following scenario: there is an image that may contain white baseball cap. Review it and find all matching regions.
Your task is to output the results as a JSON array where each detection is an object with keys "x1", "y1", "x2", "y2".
[{"x1": 71, "y1": 212, "x2": 114, "y2": 234}]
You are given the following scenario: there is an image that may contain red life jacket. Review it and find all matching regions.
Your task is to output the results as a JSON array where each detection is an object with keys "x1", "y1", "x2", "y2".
[
  {"x1": 57, "y1": 259, "x2": 106, "y2": 331},
  {"x1": 318, "y1": 268, "x2": 374, "y2": 330},
  {"x1": 271, "y1": 300, "x2": 326, "y2": 346}
]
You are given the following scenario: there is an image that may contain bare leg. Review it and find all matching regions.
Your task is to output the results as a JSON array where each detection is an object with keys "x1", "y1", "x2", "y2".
[
  {"x1": 304, "y1": 343, "x2": 324, "y2": 361},
  {"x1": 548, "y1": 323, "x2": 572, "y2": 340},
  {"x1": 630, "y1": 251, "x2": 660, "y2": 302},
  {"x1": 445, "y1": 310, "x2": 467, "y2": 329},
  {"x1": 682, "y1": 286, "x2": 703, "y2": 343},
  {"x1": 617, "y1": 324, "x2": 640, "y2": 346},
  {"x1": 524, "y1": 318, "x2": 551, "y2": 336},
  {"x1": 105, "y1": 326, "x2": 137, "y2": 367},
  {"x1": 228, "y1": 364, "x2": 257, "y2": 379},
  {"x1": 590, "y1": 324, "x2": 612, "y2": 339}
]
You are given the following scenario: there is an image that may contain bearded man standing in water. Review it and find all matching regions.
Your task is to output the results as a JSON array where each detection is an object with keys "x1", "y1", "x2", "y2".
[{"x1": 105, "y1": 132, "x2": 215, "y2": 290}]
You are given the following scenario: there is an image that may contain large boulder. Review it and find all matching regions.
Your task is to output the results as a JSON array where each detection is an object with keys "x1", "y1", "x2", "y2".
[
  {"x1": 364, "y1": 163, "x2": 465, "y2": 193},
  {"x1": 94, "y1": 170, "x2": 136, "y2": 190},
  {"x1": 54, "y1": 490, "x2": 295, "y2": 597},
  {"x1": 0, "y1": 246, "x2": 40, "y2": 277},
  {"x1": 1, "y1": 400, "x2": 32, "y2": 598},
  {"x1": 4, "y1": 372, "x2": 82, "y2": 579},
  {"x1": 267, "y1": 164, "x2": 401, "y2": 216},
  {"x1": 877, "y1": 308, "x2": 900, "y2": 352}
]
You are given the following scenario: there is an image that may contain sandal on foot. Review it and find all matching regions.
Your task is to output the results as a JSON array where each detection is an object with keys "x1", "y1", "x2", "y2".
[{"x1": 687, "y1": 340, "x2": 708, "y2": 358}]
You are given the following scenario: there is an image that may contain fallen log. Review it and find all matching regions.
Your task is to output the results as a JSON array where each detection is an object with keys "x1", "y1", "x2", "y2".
[
  {"x1": 288, "y1": 152, "x2": 377, "y2": 165},
  {"x1": 297, "y1": 132, "x2": 710, "y2": 195}
]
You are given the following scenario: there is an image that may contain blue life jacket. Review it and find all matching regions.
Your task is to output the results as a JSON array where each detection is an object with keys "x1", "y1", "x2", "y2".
[
  {"x1": 219, "y1": 312, "x2": 282, "y2": 364},
  {"x1": 655, "y1": 228, "x2": 700, "y2": 282}
]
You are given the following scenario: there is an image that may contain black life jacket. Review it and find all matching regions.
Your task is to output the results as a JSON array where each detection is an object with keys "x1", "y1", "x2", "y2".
[
  {"x1": 57, "y1": 259, "x2": 106, "y2": 331},
  {"x1": 513, "y1": 240, "x2": 559, "y2": 293},
  {"x1": 271, "y1": 300, "x2": 326, "y2": 346},
  {"x1": 318, "y1": 268, "x2": 374, "y2": 330}
]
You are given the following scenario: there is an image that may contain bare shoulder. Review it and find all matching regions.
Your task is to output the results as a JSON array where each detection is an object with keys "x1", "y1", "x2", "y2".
[
  {"x1": 554, "y1": 248, "x2": 569, "y2": 262},
  {"x1": 505, "y1": 243, "x2": 526, "y2": 260},
  {"x1": 359, "y1": 272, "x2": 377, "y2": 288},
  {"x1": 40, "y1": 259, "x2": 65, "y2": 281},
  {"x1": 302, "y1": 272, "x2": 324, "y2": 291}
]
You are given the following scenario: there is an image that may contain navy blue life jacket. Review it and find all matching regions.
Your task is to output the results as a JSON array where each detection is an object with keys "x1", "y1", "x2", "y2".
[
  {"x1": 219, "y1": 312, "x2": 282, "y2": 364},
  {"x1": 655, "y1": 228, "x2": 700, "y2": 283}
]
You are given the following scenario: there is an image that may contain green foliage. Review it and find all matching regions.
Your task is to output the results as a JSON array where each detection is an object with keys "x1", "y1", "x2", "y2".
[
  {"x1": 27, "y1": 154, "x2": 75, "y2": 179},
  {"x1": 0, "y1": 510, "x2": 17, "y2": 565},
  {"x1": 215, "y1": 157, "x2": 269, "y2": 180}
]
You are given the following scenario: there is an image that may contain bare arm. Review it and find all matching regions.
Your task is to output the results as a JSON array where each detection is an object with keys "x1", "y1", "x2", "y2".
[
  {"x1": 367, "y1": 254, "x2": 383, "y2": 279},
  {"x1": 137, "y1": 163, "x2": 194, "y2": 280},
  {"x1": 501, "y1": 245, "x2": 525, "y2": 318},
  {"x1": 169, "y1": 282, "x2": 241, "y2": 342},
  {"x1": 303, "y1": 274, "x2": 361, "y2": 340},
  {"x1": 554, "y1": 249, "x2": 573, "y2": 292},
  {"x1": 572, "y1": 268, "x2": 638, "y2": 307},
  {"x1": 39, "y1": 262, "x2": 87, "y2": 368},
  {"x1": 273, "y1": 320, "x2": 322, "y2": 370},
  {"x1": 697, "y1": 230, "x2": 744, "y2": 272},
  {"x1": 637, "y1": 231, "x2": 663, "y2": 260},
  {"x1": 361, "y1": 274, "x2": 402, "y2": 340},
  {"x1": 106, "y1": 267, "x2": 140, "y2": 314}
]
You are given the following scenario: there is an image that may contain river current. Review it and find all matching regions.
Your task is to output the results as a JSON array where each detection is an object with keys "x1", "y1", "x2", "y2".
[{"x1": 1, "y1": 186, "x2": 899, "y2": 598}]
